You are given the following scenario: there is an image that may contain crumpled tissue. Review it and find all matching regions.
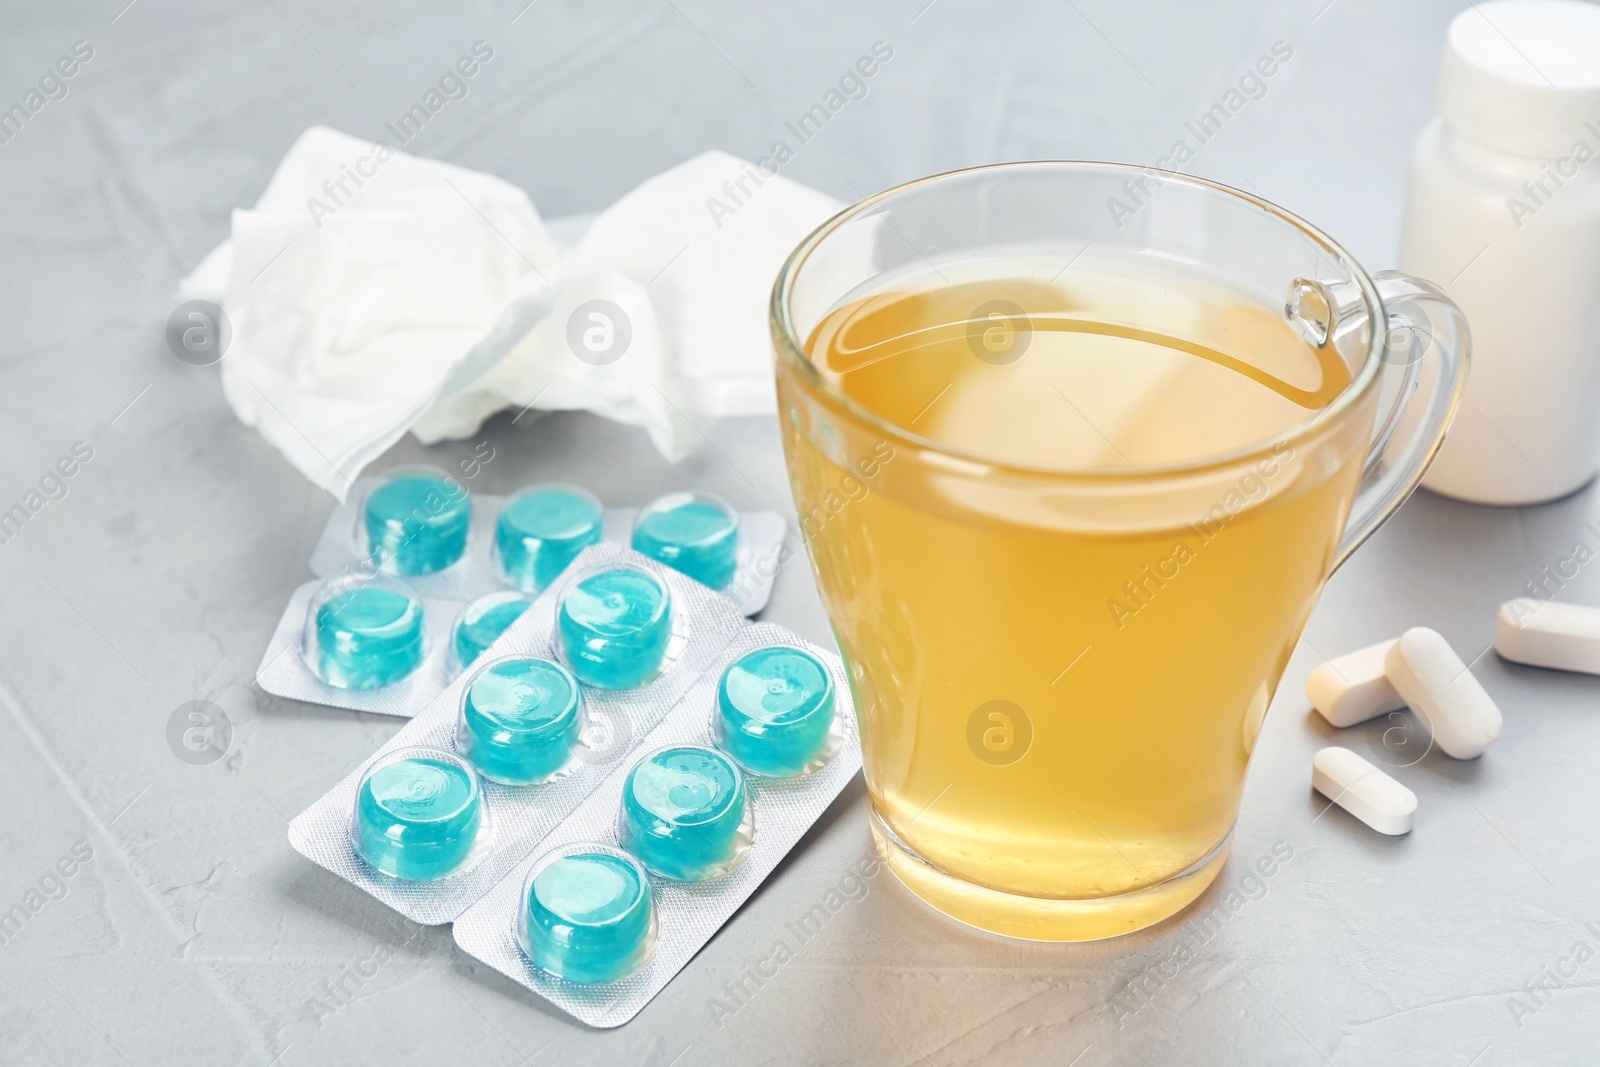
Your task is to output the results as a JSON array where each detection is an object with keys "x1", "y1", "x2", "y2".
[{"x1": 179, "y1": 126, "x2": 843, "y2": 498}]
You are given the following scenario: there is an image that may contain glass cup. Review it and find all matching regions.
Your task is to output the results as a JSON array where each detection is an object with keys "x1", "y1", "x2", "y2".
[{"x1": 770, "y1": 162, "x2": 1468, "y2": 941}]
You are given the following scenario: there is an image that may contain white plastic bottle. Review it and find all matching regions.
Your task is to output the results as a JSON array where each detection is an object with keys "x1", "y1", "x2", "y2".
[{"x1": 1400, "y1": 0, "x2": 1600, "y2": 506}]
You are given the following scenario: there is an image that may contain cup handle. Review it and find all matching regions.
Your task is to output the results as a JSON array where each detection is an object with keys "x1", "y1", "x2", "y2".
[{"x1": 1330, "y1": 270, "x2": 1471, "y2": 571}]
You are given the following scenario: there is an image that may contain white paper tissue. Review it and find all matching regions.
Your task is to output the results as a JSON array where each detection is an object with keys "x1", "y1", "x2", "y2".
[{"x1": 180, "y1": 126, "x2": 844, "y2": 497}]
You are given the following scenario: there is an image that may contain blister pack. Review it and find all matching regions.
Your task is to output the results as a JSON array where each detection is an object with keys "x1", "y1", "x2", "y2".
[
  {"x1": 286, "y1": 544, "x2": 748, "y2": 923},
  {"x1": 451, "y1": 621, "x2": 861, "y2": 1028},
  {"x1": 259, "y1": 468, "x2": 792, "y2": 715},
  {"x1": 308, "y1": 465, "x2": 788, "y2": 614}
]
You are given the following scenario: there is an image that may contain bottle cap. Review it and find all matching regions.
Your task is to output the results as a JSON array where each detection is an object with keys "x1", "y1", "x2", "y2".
[{"x1": 1439, "y1": 0, "x2": 1600, "y2": 158}]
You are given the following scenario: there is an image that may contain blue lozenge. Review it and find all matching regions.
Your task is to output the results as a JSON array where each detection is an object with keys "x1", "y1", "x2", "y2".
[
  {"x1": 622, "y1": 746, "x2": 748, "y2": 881},
  {"x1": 495, "y1": 485, "x2": 604, "y2": 592},
  {"x1": 452, "y1": 594, "x2": 531, "y2": 670},
  {"x1": 557, "y1": 569, "x2": 672, "y2": 689},
  {"x1": 353, "y1": 750, "x2": 482, "y2": 881},
  {"x1": 314, "y1": 583, "x2": 426, "y2": 690},
  {"x1": 459, "y1": 657, "x2": 581, "y2": 785},
  {"x1": 523, "y1": 849, "x2": 655, "y2": 984},
  {"x1": 631, "y1": 493, "x2": 739, "y2": 590},
  {"x1": 717, "y1": 646, "x2": 836, "y2": 777},
  {"x1": 364, "y1": 471, "x2": 472, "y2": 575}
]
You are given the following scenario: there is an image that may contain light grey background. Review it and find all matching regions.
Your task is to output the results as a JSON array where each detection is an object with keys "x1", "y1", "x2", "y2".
[{"x1": 1, "y1": 1, "x2": 1596, "y2": 1064}]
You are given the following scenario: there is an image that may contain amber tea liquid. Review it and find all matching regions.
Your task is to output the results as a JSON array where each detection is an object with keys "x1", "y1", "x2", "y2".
[{"x1": 777, "y1": 251, "x2": 1365, "y2": 939}]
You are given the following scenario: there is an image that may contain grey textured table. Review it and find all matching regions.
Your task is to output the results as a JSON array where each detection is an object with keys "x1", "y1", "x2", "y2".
[{"x1": 3, "y1": 1, "x2": 1597, "y2": 1063}]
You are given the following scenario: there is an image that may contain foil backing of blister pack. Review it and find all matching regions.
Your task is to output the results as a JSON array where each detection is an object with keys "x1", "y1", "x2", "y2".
[
  {"x1": 286, "y1": 544, "x2": 748, "y2": 925},
  {"x1": 255, "y1": 579, "x2": 459, "y2": 718},
  {"x1": 309, "y1": 480, "x2": 789, "y2": 614},
  {"x1": 450, "y1": 621, "x2": 862, "y2": 1029}
]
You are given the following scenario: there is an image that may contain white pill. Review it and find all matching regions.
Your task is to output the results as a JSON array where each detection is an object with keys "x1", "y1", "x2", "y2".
[
  {"x1": 1496, "y1": 598, "x2": 1600, "y2": 675},
  {"x1": 1384, "y1": 627, "x2": 1502, "y2": 760},
  {"x1": 1306, "y1": 639, "x2": 1405, "y2": 728},
  {"x1": 1312, "y1": 746, "x2": 1417, "y2": 835}
]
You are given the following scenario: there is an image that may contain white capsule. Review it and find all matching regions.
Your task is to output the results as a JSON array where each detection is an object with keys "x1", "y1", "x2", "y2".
[
  {"x1": 1312, "y1": 746, "x2": 1417, "y2": 835},
  {"x1": 1306, "y1": 639, "x2": 1405, "y2": 728},
  {"x1": 1496, "y1": 599, "x2": 1600, "y2": 675},
  {"x1": 1384, "y1": 627, "x2": 1502, "y2": 760}
]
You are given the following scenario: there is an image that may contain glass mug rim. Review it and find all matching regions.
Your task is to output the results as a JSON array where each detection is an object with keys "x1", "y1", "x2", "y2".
[{"x1": 769, "y1": 159, "x2": 1388, "y2": 483}]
